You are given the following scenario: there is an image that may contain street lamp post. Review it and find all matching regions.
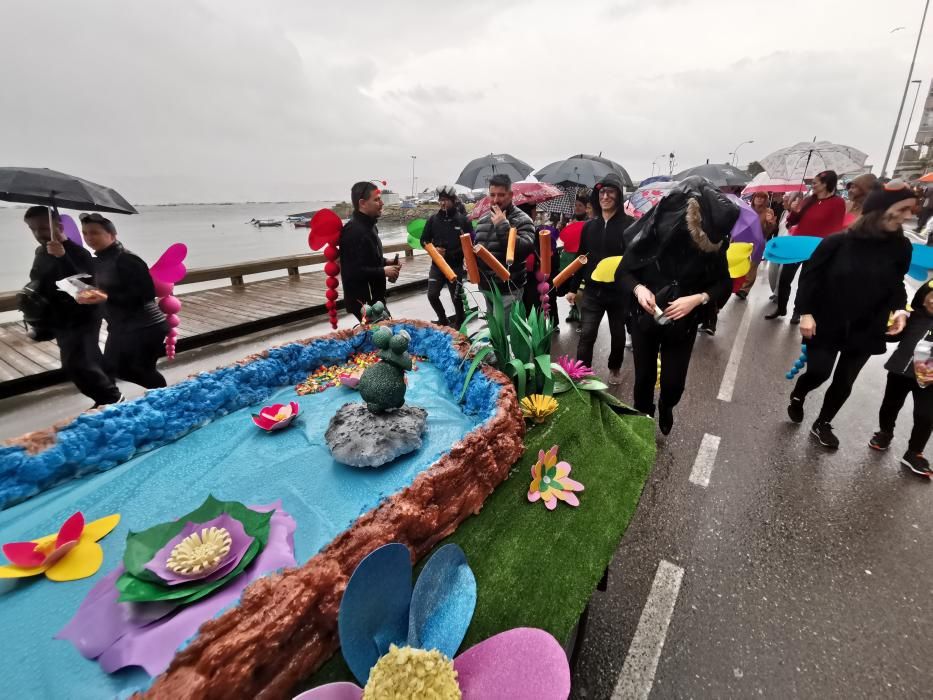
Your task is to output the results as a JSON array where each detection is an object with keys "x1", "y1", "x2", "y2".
[
  {"x1": 896, "y1": 79, "x2": 924, "y2": 175},
  {"x1": 730, "y1": 140, "x2": 754, "y2": 166},
  {"x1": 410, "y1": 155, "x2": 417, "y2": 197},
  {"x1": 651, "y1": 153, "x2": 667, "y2": 177},
  {"x1": 881, "y1": 0, "x2": 930, "y2": 177}
]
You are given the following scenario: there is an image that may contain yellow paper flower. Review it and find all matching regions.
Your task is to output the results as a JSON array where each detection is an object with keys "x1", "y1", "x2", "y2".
[
  {"x1": 520, "y1": 394, "x2": 558, "y2": 423},
  {"x1": 0, "y1": 512, "x2": 120, "y2": 582}
]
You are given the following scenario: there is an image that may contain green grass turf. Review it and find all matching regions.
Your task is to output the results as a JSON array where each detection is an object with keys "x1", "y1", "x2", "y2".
[{"x1": 302, "y1": 389, "x2": 656, "y2": 688}]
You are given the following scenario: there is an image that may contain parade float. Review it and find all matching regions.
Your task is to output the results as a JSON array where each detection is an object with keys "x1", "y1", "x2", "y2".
[{"x1": 0, "y1": 212, "x2": 657, "y2": 699}]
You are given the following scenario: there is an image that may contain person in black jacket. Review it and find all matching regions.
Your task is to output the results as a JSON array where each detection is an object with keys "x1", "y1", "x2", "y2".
[
  {"x1": 339, "y1": 182, "x2": 400, "y2": 321},
  {"x1": 421, "y1": 185, "x2": 471, "y2": 327},
  {"x1": 566, "y1": 173, "x2": 632, "y2": 384},
  {"x1": 789, "y1": 182, "x2": 917, "y2": 450},
  {"x1": 621, "y1": 178, "x2": 736, "y2": 434},
  {"x1": 21, "y1": 207, "x2": 121, "y2": 407},
  {"x1": 471, "y1": 174, "x2": 536, "y2": 322},
  {"x1": 77, "y1": 213, "x2": 168, "y2": 390},
  {"x1": 868, "y1": 283, "x2": 933, "y2": 478}
]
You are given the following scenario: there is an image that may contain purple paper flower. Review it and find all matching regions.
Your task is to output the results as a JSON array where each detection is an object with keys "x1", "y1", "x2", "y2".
[
  {"x1": 56, "y1": 503, "x2": 296, "y2": 677},
  {"x1": 145, "y1": 513, "x2": 253, "y2": 585},
  {"x1": 556, "y1": 355, "x2": 594, "y2": 382}
]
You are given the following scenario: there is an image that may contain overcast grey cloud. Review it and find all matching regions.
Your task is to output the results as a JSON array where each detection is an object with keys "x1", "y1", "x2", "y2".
[{"x1": 1, "y1": 0, "x2": 930, "y2": 203}]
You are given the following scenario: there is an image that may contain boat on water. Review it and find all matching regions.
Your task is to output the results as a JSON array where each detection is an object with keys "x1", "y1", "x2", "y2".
[{"x1": 249, "y1": 218, "x2": 283, "y2": 228}]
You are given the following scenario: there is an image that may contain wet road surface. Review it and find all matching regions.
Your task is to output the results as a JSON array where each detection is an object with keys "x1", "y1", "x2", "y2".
[{"x1": 1, "y1": 276, "x2": 930, "y2": 699}]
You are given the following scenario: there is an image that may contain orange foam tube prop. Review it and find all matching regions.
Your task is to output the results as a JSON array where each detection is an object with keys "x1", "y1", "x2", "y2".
[
  {"x1": 551, "y1": 255, "x2": 588, "y2": 288},
  {"x1": 539, "y1": 230, "x2": 552, "y2": 276},
  {"x1": 474, "y1": 245, "x2": 511, "y2": 282},
  {"x1": 505, "y1": 227, "x2": 517, "y2": 265},
  {"x1": 423, "y1": 243, "x2": 458, "y2": 283},
  {"x1": 461, "y1": 234, "x2": 480, "y2": 284}
]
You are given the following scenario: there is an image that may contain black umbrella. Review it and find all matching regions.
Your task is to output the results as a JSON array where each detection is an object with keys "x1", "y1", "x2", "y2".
[
  {"x1": 672, "y1": 163, "x2": 750, "y2": 189},
  {"x1": 0, "y1": 167, "x2": 138, "y2": 214},
  {"x1": 533, "y1": 154, "x2": 634, "y2": 189},
  {"x1": 456, "y1": 153, "x2": 534, "y2": 189}
]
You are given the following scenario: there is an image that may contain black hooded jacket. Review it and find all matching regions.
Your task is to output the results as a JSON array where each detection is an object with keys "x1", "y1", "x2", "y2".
[
  {"x1": 568, "y1": 173, "x2": 632, "y2": 295},
  {"x1": 92, "y1": 241, "x2": 166, "y2": 332},
  {"x1": 339, "y1": 211, "x2": 389, "y2": 305},
  {"x1": 421, "y1": 207, "x2": 472, "y2": 269},
  {"x1": 27, "y1": 240, "x2": 100, "y2": 330},
  {"x1": 885, "y1": 286, "x2": 933, "y2": 378}
]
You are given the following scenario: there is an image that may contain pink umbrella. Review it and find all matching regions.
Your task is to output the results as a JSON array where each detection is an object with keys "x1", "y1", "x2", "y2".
[
  {"x1": 470, "y1": 182, "x2": 563, "y2": 220},
  {"x1": 741, "y1": 172, "x2": 806, "y2": 196}
]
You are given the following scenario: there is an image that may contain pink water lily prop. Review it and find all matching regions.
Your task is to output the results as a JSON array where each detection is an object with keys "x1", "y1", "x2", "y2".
[
  {"x1": 528, "y1": 445, "x2": 584, "y2": 510},
  {"x1": 556, "y1": 355, "x2": 594, "y2": 382},
  {"x1": 251, "y1": 401, "x2": 299, "y2": 431},
  {"x1": 0, "y1": 511, "x2": 121, "y2": 581}
]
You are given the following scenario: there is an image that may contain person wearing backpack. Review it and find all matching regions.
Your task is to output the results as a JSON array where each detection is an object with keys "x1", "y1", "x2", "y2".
[
  {"x1": 19, "y1": 207, "x2": 121, "y2": 407},
  {"x1": 868, "y1": 283, "x2": 933, "y2": 478}
]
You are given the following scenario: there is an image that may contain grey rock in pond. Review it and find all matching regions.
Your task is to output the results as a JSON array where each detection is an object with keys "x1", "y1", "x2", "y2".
[{"x1": 326, "y1": 403, "x2": 427, "y2": 467}]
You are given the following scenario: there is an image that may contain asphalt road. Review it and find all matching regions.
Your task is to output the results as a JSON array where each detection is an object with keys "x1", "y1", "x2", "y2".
[{"x1": 1, "y1": 275, "x2": 931, "y2": 699}]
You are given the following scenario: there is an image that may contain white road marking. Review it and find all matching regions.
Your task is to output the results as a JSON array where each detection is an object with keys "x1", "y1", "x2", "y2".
[
  {"x1": 717, "y1": 302, "x2": 752, "y2": 402},
  {"x1": 689, "y1": 433, "x2": 721, "y2": 488},
  {"x1": 612, "y1": 560, "x2": 685, "y2": 700}
]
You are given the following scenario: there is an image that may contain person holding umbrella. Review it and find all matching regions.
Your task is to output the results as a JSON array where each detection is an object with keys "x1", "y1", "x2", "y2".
[
  {"x1": 421, "y1": 185, "x2": 471, "y2": 327},
  {"x1": 787, "y1": 182, "x2": 917, "y2": 449},
  {"x1": 765, "y1": 170, "x2": 846, "y2": 323},
  {"x1": 566, "y1": 173, "x2": 632, "y2": 384},
  {"x1": 19, "y1": 207, "x2": 122, "y2": 407},
  {"x1": 77, "y1": 213, "x2": 168, "y2": 390},
  {"x1": 472, "y1": 174, "x2": 535, "y2": 321}
]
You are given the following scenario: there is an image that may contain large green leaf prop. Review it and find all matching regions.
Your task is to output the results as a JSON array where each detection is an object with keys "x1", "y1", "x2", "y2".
[
  {"x1": 116, "y1": 495, "x2": 273, "y2": 605},
  {"x1": 406, "y1": 218, "x2": 426, "y2": 250}
]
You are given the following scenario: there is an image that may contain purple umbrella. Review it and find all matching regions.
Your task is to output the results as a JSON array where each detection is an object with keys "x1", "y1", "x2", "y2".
[{"x1": 726, "y1": 194, "x2": 764, "y2": 263}]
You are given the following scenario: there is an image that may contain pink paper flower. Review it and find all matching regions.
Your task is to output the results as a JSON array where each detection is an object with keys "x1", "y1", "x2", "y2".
[
  {"x1": 251, "y1": 401, "x2": 299, "y2": 431},
  {"x1": 557, "y1": 355, "x2": 595, "y2": 382},
  {"x1": 528, "y1": 445, "x2": 584, "y2": 510}
]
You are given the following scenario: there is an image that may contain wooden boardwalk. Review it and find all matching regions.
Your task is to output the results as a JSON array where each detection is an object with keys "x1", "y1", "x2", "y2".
[{"x1": 0, "y1": 253, "x2": 433, "y2": 398}]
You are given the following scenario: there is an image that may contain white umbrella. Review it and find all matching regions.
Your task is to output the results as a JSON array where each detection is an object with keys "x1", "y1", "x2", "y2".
[
  {"x1": 760, "y1": 141, "x2": 868, "y2": 181},
  {"x1": 741, "y1": 172, "x2": 806, "y2": 196}
]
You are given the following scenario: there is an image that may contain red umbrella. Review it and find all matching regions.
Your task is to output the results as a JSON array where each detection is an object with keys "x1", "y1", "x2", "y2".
[{"x1": 470, "y1": 182, "x2": 563, "y2": 220}]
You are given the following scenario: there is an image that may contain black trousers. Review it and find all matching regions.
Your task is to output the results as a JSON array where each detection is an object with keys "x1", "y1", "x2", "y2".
[
  {"x1": 791, "y1": 345, "x2": 871, "y2": 423},
  {"x1": 878, "y1": 372, "x2": 933, "y2": 453},
  {"x1": 104, "y1": 323, "x2": 168, "y2": 389},
  {"x1": 426, "y1": 264, "x2": 465, "y2": 326},
  {"x1": 775, "y1": 262, "x2": 801, "y2": 314},
  {"x1": 630, "y1": 319, "x2": 699, "y2": 415},
  {"x1": 55, "y1": 321, "x2": 121, "y2": 405},
  {"x1": 576, "y1": 288, "x2": 628, "y2": 371}
]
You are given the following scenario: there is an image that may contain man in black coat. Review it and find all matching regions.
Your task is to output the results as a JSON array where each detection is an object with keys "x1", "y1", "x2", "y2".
[
  {"x1": 339, "y1": 182, "x2": 401, "y2": 321},
  {"x1": 21, "y1": 206, "x2": 121, "y2": 406},
  {"x1": 421, "y1": 185, "x2": 471, "y2": 327},
  {"x1": 566, "y1": 173, "x2": 632, "y2": 384}
]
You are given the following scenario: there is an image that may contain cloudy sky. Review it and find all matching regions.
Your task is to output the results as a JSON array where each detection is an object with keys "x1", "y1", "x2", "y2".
[{"x1": 2, "y1": 0, "x2": 931, "y2": 203}]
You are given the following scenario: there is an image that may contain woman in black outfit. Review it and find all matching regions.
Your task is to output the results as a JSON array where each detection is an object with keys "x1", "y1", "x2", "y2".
[
  {"x1": 788, "y1": 182, "x2": 918, "y2": 449},
  {"x1": 77, "y1": 213, "x2": 169, "y2": 389},
  {"x1": 620, "y1": 177, "x2": 736, "y2": 434}
]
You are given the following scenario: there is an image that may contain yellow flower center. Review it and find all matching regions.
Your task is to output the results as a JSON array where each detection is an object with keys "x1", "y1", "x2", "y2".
[
  {"x1": 166, "y1": 526, "x2": 232, "y2": 576},
  {"x1": 363, "y1": 644, "x2": 461, "y2": 700}
]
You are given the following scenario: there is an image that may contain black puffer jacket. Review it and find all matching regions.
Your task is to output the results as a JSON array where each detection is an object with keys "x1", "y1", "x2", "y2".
[
  {"x1": 27, "y1": 240, "x2": 100, "y2": 329},
  {"x1": 93, "y1": 242, "x2": 166, "y2": 332},
  {"x1": 421, "y1": 208, "x2": 472, "y2": 269},
  {"x1": 472, "y1": 204, "x2": 535, "y2": 291},
  {"x1": 339, "y1": 211, "x2": 389, "y2": 307}
]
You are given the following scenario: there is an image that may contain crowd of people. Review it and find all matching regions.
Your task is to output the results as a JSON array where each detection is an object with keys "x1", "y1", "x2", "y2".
[
  {"x1": 15, "y1": 174, "x2": 932, "y2": 478},
  {"x1": 334, "y1": 173, "x2": 930, "y2": 478}
]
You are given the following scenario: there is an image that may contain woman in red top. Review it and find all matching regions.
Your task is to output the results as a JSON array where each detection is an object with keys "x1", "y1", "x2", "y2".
[{"x1": 765, "y1": 170, "x2": 846, "y2": 323}]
